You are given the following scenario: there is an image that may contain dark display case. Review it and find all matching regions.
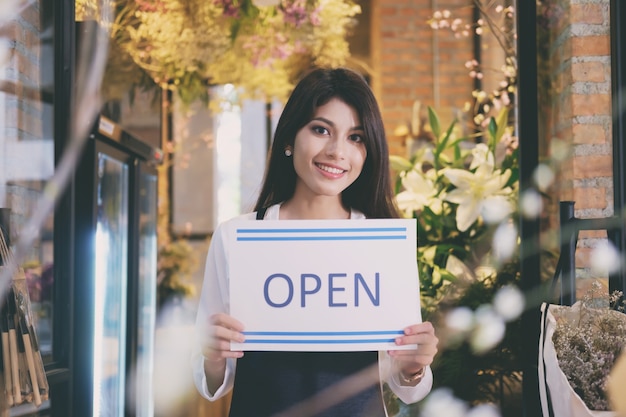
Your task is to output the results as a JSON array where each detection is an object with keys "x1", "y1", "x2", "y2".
[{"x1": 71, "y1": 116, "x2": 161, "y2": 416}]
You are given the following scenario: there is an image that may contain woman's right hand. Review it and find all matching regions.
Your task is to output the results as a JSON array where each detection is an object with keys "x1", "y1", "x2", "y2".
[
  {"x1": 202, "y1": 313, "x2": 245, "y2": 394},
  {"x1": 202, "y1": 312, "x2": 246, "y2": 362}
]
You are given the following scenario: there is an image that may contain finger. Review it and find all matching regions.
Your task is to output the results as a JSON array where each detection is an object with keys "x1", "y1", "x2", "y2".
[
  {"x1": 211, "y1": 325, "x2": 246, "y2": 344},
  {"x1": 403, "y1": 321, "x2": 435, "y2": 336},
  {"x1": 394, "y1": 333, "x2": 438, "y2": 351},
  {"x1": 210, "y1": 313, "x2": 245, "y2": 332},
  {"x1": 202, "y1": 339, "x2": 244, "y2": 360}
]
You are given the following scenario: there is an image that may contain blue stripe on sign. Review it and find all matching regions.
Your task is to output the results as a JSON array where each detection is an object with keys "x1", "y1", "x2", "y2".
[
  {"x1": 243, "y1": 330, "x2": 404, "y2": 336},
  {"x1": 237, "y1": 235, "x2": 406, "y2": 241},
  {"x1": 236, "y1": 228, "x2": 407, "y2": 233},
  {"x1": 243, "y1": 339, "x2": 397, "y2": 344}
]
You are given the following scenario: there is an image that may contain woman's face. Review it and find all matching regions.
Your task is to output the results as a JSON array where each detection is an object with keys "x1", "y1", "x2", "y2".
[{"x1": 291, "y1": 98, "x2": 367, "y2": 200}]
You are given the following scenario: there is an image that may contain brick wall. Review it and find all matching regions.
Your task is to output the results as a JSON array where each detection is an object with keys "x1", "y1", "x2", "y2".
[
  {"x1": 371, "y1": 0, "x2": 475, "y2": 156},
  {"x1": 369, "y1": 0, "x2": 614, "y2": 276},
  {"x1": 544, "y1": 0, "x2": 612, "y2": 271}
]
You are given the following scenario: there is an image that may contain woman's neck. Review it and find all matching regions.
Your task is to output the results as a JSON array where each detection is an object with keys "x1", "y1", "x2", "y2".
[{"x1": 279, "y1": 197, "x2": 350, "y2": 220}]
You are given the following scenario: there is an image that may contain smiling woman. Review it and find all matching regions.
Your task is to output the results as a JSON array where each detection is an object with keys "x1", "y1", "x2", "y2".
[{"x1": 192, "y1": 67, "x2": 439, "y2": 417}]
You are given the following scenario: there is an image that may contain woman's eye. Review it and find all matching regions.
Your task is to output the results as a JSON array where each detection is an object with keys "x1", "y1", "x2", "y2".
[
  {"x1": 349, "y1": 134, "x2": 364, "y2": 143},
  {"x1": 312, "y1": 125, "x2": 329, "y2": 135}
]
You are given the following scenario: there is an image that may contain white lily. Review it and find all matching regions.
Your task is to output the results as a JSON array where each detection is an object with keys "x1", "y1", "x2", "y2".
[
  {"x1": 469, "y1": 143, "x2": 493, "y2": 170},
  {"x1": 443, "y1": 162, "x2": 513, "y2": 232},
  {"x1": 395, "y1": 168, "x2": 440, "y2": 217}
]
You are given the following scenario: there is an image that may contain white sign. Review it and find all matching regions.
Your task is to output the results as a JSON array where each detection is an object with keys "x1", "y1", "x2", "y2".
[{"x1": 228, "y1": 218, "x2": 421, "y2": 352}]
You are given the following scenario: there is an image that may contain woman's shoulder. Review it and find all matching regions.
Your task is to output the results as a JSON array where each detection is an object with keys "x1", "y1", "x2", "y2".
[
  {"x1": 216, "y1": 211, "x2": 258, "y2": 231},
  {"x1": 214, "y1": 204, "x2": 280, "y2": 232},
  {"x1": 350, "y1": 208, "x2": 366, "y2": 219}
]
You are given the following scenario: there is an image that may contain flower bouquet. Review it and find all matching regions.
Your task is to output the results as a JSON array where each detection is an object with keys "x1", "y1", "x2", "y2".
[
  {"x1": 391, "y1": 106, "x2": 518, "y2": 314},
  {"x1": 391, "y1": 106, "x2": 525, "y2": 409}
]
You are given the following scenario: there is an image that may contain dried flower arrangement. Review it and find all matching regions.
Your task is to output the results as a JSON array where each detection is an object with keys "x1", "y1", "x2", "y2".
[
  {"x1": 76, "y1": 0, "x2": 361, "y2": 105},
  {"x1": 551, "y1": 281, "x2": 626, "y2": 411}
]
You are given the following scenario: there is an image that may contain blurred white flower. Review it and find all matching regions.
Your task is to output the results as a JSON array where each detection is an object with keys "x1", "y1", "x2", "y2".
[
  {"x1": 492, "y1": 220, "x2": 518, "y2": 263},
  {"x1": 421, "y1": 388, "x2": 468, "y2": 417},
  {"x1": 534, "y1": 163, "x2": 555, "y2": 192},
  {"x1": 549, "y1": 137, "x2": 571, "y2": 162},
  {"x1": 591, "y1": 240, "x2": 622, "y2": 276},
  {"x1": 152, "y1": 303, "x2": 197, "y2": 415},
  {"x1": 467, "y1": 403, "x2": 502, "y2": 417},
  {"x1": 443, "y1": 164, "x2": 513, "y2": 232},
  {"x1": 521, "y1": 189, "x2": 543, "y2": 219},
  {"x1": 481, "y1": 195, "x2": 514, "y2": 225},
  {"x1": 493, "y1": 285, "x2": 525, "y2": 321},
  {"x1": 446, "y1": 306, "x2": 475, "y2": 334},
  {"x1": 470, "y1": 305, "x2": 505, "y2": 354}
]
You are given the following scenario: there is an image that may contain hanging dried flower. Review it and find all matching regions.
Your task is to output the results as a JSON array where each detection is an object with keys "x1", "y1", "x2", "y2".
[{"x1": 83, "y1": 0, "x2": 361, "y2": 104}]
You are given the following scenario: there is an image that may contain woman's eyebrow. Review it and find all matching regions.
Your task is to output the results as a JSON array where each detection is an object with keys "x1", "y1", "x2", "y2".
[{"x1": 311, "y1": 116, "x2": 364, "y2": 131}]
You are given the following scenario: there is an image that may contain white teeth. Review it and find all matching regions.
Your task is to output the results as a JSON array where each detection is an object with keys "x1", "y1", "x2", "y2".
[{"x1": 317, "y1": 164, "x2": 344, "y2": 174}]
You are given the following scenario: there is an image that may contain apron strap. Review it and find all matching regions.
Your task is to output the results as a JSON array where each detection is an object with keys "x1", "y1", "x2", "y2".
[{"x1": 256, "y1": 207, "x2": 267, "y2": 220}]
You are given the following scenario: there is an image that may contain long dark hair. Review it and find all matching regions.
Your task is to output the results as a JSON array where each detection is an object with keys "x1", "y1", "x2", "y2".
[{"x1": 254, "y1": 67, "x2": 399, "y2": 219}]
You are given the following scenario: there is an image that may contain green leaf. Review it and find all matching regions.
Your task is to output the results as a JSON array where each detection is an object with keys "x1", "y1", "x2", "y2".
[
  {"x1": 488, "y1": 117, "x2": 498, "y2": 148},
  {"x1": 486, "y1": 107, "x2": 510, "y2": 150},
  {"x1": 389, "y1": 155, "x2": 413, "y2": 172},
  {"x1": 435, "y1": 119, "x2": 459, "y2": 156},
  {"x1": 495, "y1": 107, "x2": 510, "y2": 142},
  {"x1": 427, "y1": 106, "x2": 441, "y2": 140}
]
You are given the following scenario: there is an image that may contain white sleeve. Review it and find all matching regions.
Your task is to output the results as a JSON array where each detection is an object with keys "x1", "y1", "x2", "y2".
[
  {"x1": 191, "y1": 222, "x2": 237, "y2": 401},
  {"x1": 378, "y1": 351, "x2": 433, "y2": 405}
]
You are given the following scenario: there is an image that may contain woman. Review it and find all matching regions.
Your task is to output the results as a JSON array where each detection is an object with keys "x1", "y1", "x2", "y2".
[{"x1": 192, "y1": 67, "x2": 438, "y2": 416}]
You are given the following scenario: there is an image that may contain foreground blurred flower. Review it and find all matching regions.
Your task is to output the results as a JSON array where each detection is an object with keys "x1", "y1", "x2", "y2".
[
  {"x1": 421, "y1": 388, "x2": 468, "y2": 417},
  {"x1": 421, "y1": 388, "x2": 502, "y2": 417},
  {"x1": 492, "y1": 285, "x2": 525, "y2": 321},
  {"x1": 590, "y1": 240, "x2": 622, "y2": 276},
  {"x1": 470, "y1": 305, "x2": 505, "y2": 354}
]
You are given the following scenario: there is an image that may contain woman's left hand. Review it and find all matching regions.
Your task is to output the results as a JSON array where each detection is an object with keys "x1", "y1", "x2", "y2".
[{"x1": 389, "y1": 321, "x2": 439, "y2": 380}]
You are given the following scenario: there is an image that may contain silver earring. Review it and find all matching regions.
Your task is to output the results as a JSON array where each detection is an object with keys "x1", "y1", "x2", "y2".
[{"x1": 285, "y1": 149, "x2": 292, "y2": 157}]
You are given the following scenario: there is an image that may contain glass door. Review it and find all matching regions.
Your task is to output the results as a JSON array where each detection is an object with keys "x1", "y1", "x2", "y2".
[
  {"x1": 133, "y1": 165, "x2": 157, "y2": 417},
  {"x1": 93, "y1": 152, "x2": 129, "y2": 417}
]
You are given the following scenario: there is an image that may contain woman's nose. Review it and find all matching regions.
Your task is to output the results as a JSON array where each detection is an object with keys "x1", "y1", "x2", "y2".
[{"x1": 325, "y1": 137, "x2": 345, "y2": 159}]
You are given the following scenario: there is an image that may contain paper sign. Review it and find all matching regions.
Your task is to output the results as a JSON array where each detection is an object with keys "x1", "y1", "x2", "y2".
[{"x1": 228, "y1": 218, "x2": 421, "y2": 352}]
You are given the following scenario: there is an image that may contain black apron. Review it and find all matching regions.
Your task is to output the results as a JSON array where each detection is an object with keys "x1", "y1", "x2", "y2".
[{"x1": 227, "y1": 208, "x2": 386, "y2": 417}]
